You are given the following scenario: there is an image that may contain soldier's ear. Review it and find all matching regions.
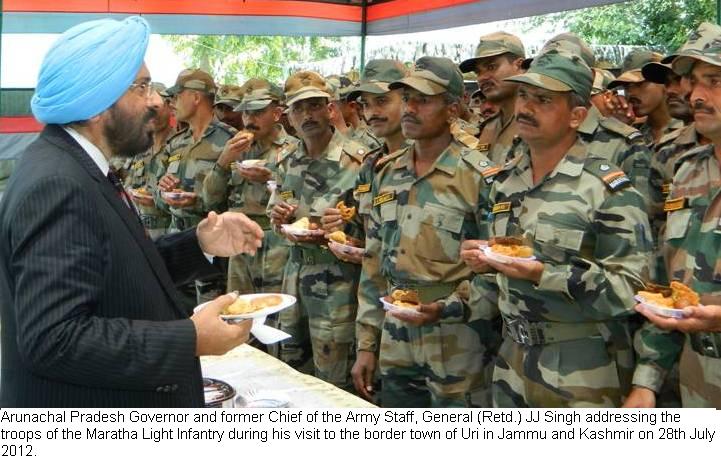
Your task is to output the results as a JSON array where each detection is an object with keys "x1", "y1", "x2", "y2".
[
  {"x1": 569, "y1": 106, "x2": 588, "y2": 130},
  {"x1": 272, "y1": 105, "x2": 283, "y2": 123}
]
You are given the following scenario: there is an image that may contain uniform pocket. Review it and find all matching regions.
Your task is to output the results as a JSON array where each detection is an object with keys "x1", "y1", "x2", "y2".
[
  {"x1": 665, "y1": 209, "x2": 692, "y2": 241},
  {"x1": 416, "y1": 203, "x2": 465, "y2": 263},
  {"x1": 534, "y1": 223, "x2": 585, "y2": 264}
]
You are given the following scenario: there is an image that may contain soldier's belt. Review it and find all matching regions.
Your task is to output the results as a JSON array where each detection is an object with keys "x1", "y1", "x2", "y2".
[
  {"x1": 503, "y1": 317, "x2": 608, "y2": 346},
  {"x1": 289, "y1": 246, "x2": 337, "y2": 266},
  {"x1": 689, "y1": 332, "x2": 721, "y2": 359},
  {"x1": 389, "y1": 281, "x2": 460, "y2": 303}
]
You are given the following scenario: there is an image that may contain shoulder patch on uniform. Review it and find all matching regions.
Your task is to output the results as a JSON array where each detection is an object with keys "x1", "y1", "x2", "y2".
[
  {"x1": 599, "y1": 116, "x2": 643, "y2": 141},
  {"x1": 355, "y1": 183, "x2": 371, "y2": 194},
  {"x1": 583, "y1": 158, "x2": 631, "y2": 192},
  {"x1": 343, "y1": 139, "x2": 369, "y2": 162},
  {"x1": 664, "y1": 197, "x2": 687, "y2": 212},
  {"x1": 374, "y1": 147, "x2": 407, "y2": 172},
  {"x1": 477, "y1": 143, "x2": 490, "y2": 152}
]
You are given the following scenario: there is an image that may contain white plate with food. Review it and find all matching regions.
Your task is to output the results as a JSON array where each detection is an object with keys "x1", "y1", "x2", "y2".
[
  {"x1": 281, "y1": 217, "x2": 324, "y2": 237},
  {"x1": 239, "y1": 159, "x2": 266, "y2": 168},
  {"x1": 634, "y1": 295, "x2": 686, "y2": 319},
  {"x1": 129, "y1": 187, "x2": 153, "y2": 200},
  {"x1": 481, "y1": 245, "x2": 536, "y2": 264},
  {"x1": 194, "y1": 293, "x2": 296, "y2": 322},
  {"x1": 380, "y1": 297, "x2": 424, "y2": 321},
  {"x1": 161, "y1": 190, "x2": 197, "y2": 201}
]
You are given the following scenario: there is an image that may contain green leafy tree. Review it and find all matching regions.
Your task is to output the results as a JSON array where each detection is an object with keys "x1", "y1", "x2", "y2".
[
  {"x1": 527, "y1": 0, "x2": 716, "y2": 53},
  {"x1": 166, "y1": 35, "x2": 347, "y2": 84}
]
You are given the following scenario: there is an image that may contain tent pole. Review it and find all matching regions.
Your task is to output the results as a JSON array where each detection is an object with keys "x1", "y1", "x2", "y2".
[{"x1": 360, "y1": 0, "x2": 367, "y2": 72}]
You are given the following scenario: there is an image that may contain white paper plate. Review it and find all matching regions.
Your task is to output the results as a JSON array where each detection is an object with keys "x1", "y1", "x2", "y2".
[
  {"x1": 481, "y1": 245, "x2": 536, "y2": 264},
  {"x1": 266, "y1": 180, "x2": 278, "y2": 192},
  {"x1": 281, "y1": 224, "x2": 325, "y2": 237},
  {"x1": 328, "y1": 240, "x2": 365, "y2": 256},
  {"x1": 634, "y1": 295, "x2": 686, "y2": 319},
  {"x1": 194, "y1": 293, "x2": 296, "y2": 322},
  {"x1": 239, "y1": 159, "x2": 266, "y2": 168},
  {"x1": 380, "y1": 297, "x2": 424, "y2": 321},
  {"x1": 161, "y1": 190, "x2": 197, "y2": 201}
]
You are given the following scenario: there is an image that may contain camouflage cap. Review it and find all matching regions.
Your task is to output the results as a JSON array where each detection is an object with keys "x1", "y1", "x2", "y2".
[
  {"x1": 325, "y1": 75, "x2": 355, "y2": 101},
  {"x1": 505, "y1": 49, "x2": 593, "y2": 99},
  {"x1": 166, "y1": 68, "x2": 216, "y2": 96},
  {"x1": 591, "y1": 68, "x2": 616, "y2": 95},
  {"x1": 389, "y1": 56, "x2": 464, "y2": 98},
  {"x1": 523, "y1": 32, "x2": 596, "y2": 70},
  {"x1": 459, "y1": 31, "x2": 525, "y2": 72},
  {"x1": 284, "y1": 71, "x2": 331, "y2": 106},
  {"x1": 608, "y1": 49, "x2": 663, "y2": 88},
  {"x1": 235, "y1": 78, "x2": 284, "y2": 111},
  {"x1": 214, "y1": 84, "x2": 244, "y2": 107},
  {"x1": 152, "y1": 82, "x2": 169, "y2": 98},
  {"x1": 672, "y1": 22, "x2": 721, "y2": 76},
  {"x1": 346, "y1": 59, "x2": 408, "y2": 101}
]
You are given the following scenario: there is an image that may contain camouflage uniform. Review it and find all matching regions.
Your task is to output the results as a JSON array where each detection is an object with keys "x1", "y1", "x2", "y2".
[
  {"x1": 158, "y1": 120, "x2": 236, "y2": 231},
  {"x1": 125, "y1": 142, "x2": 171, "y2": 240},
  {"x1": 350, "y1": 125, "x2": 382, "y2": 151},
  {"x1": 268, "y1": 71, "x2": 369, "y2": 387},
  {"x1": 109, "y1": 156, "x2": 132, "y2": 184},
  {"x1": 357, "y1": 57, "x2": 500, "y2": 408},
  {"x1": 488, "y1": 50, "x2": 653, "y2": 408},
  {"x1": 490, "y1": 139, "x2": 653, "y2": 407},
  {"x1": 203, "y1": 124, "x2": 297, "y2": 295},
  {"x1": 662, "y1": 145, "x2": 721, "y2": 407}
]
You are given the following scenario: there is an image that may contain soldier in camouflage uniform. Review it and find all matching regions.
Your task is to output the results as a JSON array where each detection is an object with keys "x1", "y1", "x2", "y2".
[
  {"x1": 327, "y1": 75, "x2": 382, "y2": 150},
  {"x1": 214, "y1": 84, "x2": 245, "y2": 131},
  {"x1": 460, "y1": 32, "x2": 526, "y2": 164},
  {"x1": 157, "y1": 69, "x2": 236, "y2": 304},
  {"x1": 632, "y1": 37, "x2": 721, "y2": 409},
  {"x1": 608, "y1": 50, "x2": 685, "y2": 147},
  {"x1": 463, "y1": 50, "x2": 653, "y2": 408},
  {"x1": 126, "y1": 82, "x2": 174, "y2": 239},
  {"x1": 268, "y1": 71, "x2": 369, "y2": 388},
  {"x1": 470, "y1": 89, "x2": 500, "y2": 121},
  {"x1": 357, "y1": 57, "x2": 500, "y2": 407},
  {"x1": 202, "y1": 79, "x2": 297, "y2": 298},
  {"x1": 314, "y1": 59, "x2": 410, "y2": 399}
]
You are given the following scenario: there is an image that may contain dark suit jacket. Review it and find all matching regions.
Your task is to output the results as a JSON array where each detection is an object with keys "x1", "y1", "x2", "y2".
[{"x1": 0, "y1": 125, "x2": 219, "y2": 407}]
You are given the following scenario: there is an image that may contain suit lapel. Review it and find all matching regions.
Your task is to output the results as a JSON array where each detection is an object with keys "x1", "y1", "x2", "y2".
[{"x1": 43, "y1": 126, "x2": 191, "y2": 318}]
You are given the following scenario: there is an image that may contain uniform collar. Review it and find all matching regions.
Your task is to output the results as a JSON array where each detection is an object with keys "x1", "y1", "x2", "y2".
[
  {"x1": 514, "y1": 136, "x2": 587, "y2": 180},
  {"x1": 578, "y1": 105, "x2": 602, "y2": 136},
  {"x1": 393, "y1": 138, "x2": 462, "y2": 176}
]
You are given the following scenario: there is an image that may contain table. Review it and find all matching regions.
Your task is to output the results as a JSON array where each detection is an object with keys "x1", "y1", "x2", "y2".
[{"x1": 201, "y1": 345, "x2": 375, "y2": 408}]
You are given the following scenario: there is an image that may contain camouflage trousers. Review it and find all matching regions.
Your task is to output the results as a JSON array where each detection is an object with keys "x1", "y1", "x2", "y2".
[
  {"x1": 379, "y1": 315, "x2": 498, "y2": 408},
  {"x1": 680, "y1": 335, "x2": 721, "y2": 408},
  {"x1": 227, "y1": 228, "x2": 289, "y2": 295},
  {"x1": 492, "y1": 321, "x2": 635, "y2": 408},
  {"x1": 278, "y1": 247, "x2": 360, "y2": 389}
]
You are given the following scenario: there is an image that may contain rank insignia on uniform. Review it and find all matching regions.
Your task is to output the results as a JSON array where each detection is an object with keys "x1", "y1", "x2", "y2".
[
  {"x1": 664, "y1": 197, "x2": 687, "y2": 212},
  {"x1": 168, "y1": 154, "x2": 182, "y2": 163},
  {"x1": 355, "y1": 183, "x2": 371, "y2": 194},
  {"x1": 599, "y1": 164, "x2": 610, "y2": 172},
  {"x1": 280, "y1": 190, "x2": 294, "y2": 201},
  {"x1": 132, "y1": 161, "x2": 144, "y2": 170},
  {"x1": 662, "y1": 183, "x2": 671, "y2": 195},
  {"x1": 601, "y1": 171, "x2": 631, "y2": 191},
  {"x1": 628, "y1": 131, "x2": 643, "y2": 140},
  {"x1": 482, "y1": 166, "x2": 501, "y2": 183},
  {"x1": 477, "y1": 143, "x2": 490, "y2": 151},
  {"x1": 479, "y1": 160, "x2": 489, "y2": 167},
  {"x1": 492, "y1": 201, "x2": 512, "y2": 214},
  {"x1": 373, "y1": 191, "x2": 395, "y2": 207}
]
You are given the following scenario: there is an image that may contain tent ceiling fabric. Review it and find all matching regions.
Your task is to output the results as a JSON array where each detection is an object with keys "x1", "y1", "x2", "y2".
[{"x1": 3, "y1": 0, "x2": 628, "y2": 36}]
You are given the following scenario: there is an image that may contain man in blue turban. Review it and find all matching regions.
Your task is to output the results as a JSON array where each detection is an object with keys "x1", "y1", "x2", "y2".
[{"x1": 0, "y1": 17, "x2": 265, "y2": 407}]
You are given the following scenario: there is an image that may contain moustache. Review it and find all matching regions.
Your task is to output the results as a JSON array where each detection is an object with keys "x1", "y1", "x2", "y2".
[
  {"x1": 401, "y1": 114, "x2": 421, "y2": 125},
  {"x1": 301, "y1": 121, "x2": 318, "y2": 129},
  {"x1": 367, "y1": 117, "x2": 387, "y2": 125},
  {"x1": 516, "y1": 113, "x2": 538, "y2": 127},
  {"x1": 245, "y1": 124, "x2": 260, "y2": 131},
  {"x1": 693, "y1": 101, "x2": 715, "y2": 114}
]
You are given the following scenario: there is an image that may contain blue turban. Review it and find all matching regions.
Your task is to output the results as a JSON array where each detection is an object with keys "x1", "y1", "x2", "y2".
[{"x1": 31, "y1": 16, "x2": 150, "y2": 124}]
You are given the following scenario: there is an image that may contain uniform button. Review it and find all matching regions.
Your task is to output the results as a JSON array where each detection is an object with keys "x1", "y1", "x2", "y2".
[
  {"x1": 407, "y1": 214, "x2": 412, "y2": 219},
  {"x1": 400, "y1": 249, "x2": 406, "y2": 254},
  {"x1": 164, "y1": 385, "x2": 171, "y2": 393},
  {"x1": 172, "y1": 384, "x2": 179, "y2": 391},
  {"x1": 156, "y1": 386, "x2": 164, "y2": 393}
]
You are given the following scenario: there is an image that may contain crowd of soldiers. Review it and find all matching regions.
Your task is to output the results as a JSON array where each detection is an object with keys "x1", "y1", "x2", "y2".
[{"x1": 16, "y1": 21, "x2": 720, "y2": 409}]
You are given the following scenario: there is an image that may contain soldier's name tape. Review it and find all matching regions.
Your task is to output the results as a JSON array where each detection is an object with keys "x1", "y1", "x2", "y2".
[
  {"x1": 373, "y1": 191, "x2": 395, "y2": 207},
  {"x1": 664, "y1": 197, "x2": 687, "y2": 212}
]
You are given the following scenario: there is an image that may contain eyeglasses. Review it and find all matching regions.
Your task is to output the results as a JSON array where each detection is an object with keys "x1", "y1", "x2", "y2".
[{"x1": 128, "y1": 80, "x2": 153, "y2": 98}]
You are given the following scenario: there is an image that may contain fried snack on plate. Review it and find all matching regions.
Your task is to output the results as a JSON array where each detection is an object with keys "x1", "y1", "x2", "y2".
[
  {"x1": 391, "y1": 289, "x2": 420, "y2": 309},
  {"x1": 489, "y1": 236, "x2": 534, "y2": 258},
  {"x1": 328, "y1": 230, "x2": 347, "y2": 244}
]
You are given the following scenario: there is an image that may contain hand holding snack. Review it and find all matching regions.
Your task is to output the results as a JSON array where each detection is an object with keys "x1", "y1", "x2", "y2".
[
  {"x1": 321, "y1": 207, "x2": 344, "y2": 233},
  {"x1": 218, "y1": 130, "x2": 254, "y2": 169}
]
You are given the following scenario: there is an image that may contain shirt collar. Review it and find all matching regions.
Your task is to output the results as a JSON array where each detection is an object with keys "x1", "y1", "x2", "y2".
[{"x1": 63, "y1": 126, "x2": 110, "y2": 176}]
